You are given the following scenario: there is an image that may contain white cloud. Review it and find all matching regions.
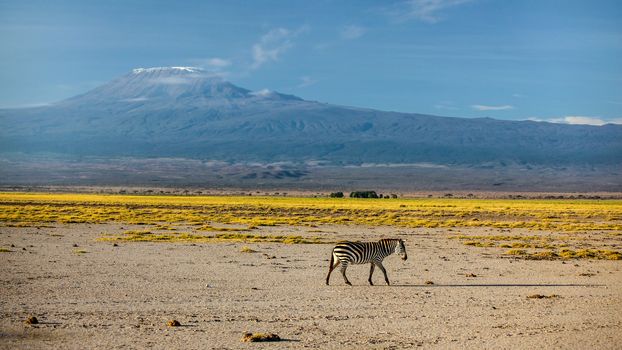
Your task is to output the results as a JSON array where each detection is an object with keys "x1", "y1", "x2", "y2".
[
  {"x1": 188, "y1": 58, "x2": 231, "y2": 75},
  {"x1": 121, "y1": 97, "x2": 149, "y2": 102},
  {"x1": 251, "y1": 27, "x2": 307, "y2": 69},
  {"x1": 532, "y1": 116, "x2": 622, "y2": 126},
  {"x1": 250, "y1": 89, "x2": 274, "y2": 97},
  {"x1": 297, "y1": 76, "x2": 318, "y2": 88},
  {"x1": 393, "y1": 0, "x2": 473, "y2": 23},
  {"x1": 562, "y1": 116, "x2": 610, "y2": 126},
  {"x1": 205, "y1": 57, "x2": 231, "y2": 68},
  {"x1": 471, "y1": 104, "x2": 514, "y2": 111},
  {"x1": 340, "y1": 25, "x2": 366, "y2": 40}
]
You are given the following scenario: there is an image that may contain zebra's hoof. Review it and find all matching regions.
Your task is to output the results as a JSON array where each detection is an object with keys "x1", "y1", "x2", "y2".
[{"x1": 345, "y1": 281, "x2": 352, "y2": 286}]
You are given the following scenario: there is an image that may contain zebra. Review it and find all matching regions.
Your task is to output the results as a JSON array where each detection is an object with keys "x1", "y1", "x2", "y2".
[{"x1": 326, "y1": 238, "x2": 407, "y2": 286}]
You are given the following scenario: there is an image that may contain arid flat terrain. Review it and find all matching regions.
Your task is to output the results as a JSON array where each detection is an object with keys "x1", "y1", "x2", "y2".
[
  {"x1": 1, "y1": 223, "x2": 621, "y2": 349},
  {"x1": 2, "y1": 156, "x2": 621, "y2": 192}
]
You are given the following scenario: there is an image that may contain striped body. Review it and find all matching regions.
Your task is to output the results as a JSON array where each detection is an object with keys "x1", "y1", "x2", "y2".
[{"x1": 326, "y1": 238, "x2": 407, "y2": 286}]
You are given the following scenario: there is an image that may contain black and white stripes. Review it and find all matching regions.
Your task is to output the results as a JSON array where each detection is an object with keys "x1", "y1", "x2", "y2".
[{"x1": 326, "y1": 238, "x2": 407, "y2": 286}]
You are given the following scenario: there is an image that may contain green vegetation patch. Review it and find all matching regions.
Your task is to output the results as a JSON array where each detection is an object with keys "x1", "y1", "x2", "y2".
[
  {"x1": 197, "y1": 224, "x2": 249, "y2": 232},
  {"x1": 2, "y1": 193, "x2": 622, "y2": 233},
  {"x1": 2, "y1": 193, "x2": 621, "y2": 255},
  {"x1": 506, "y1": 248, "x2": 621, "y2": 260},
  {"x1": 505, "y1": 249, "x2": 527, "y2": 256},
  {"x1": 453, "y1": 235, "x2": 556, "y2": 249},
  {"x1": 463, "y1": 241, "x2": 496, "y2": 247},
  {"x1": 450, "y1": 233, "x2": 619, "y2": 259}
]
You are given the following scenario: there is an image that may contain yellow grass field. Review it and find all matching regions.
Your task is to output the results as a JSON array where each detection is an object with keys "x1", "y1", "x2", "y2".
[
  {"x1": 2, "y1": 192, "x2": 621, "y2": 229},
  {"x1": 1, "y1": 192, "x2": 621, "y2": 260}
]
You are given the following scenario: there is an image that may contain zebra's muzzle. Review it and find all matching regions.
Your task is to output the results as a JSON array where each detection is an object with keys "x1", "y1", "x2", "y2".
[{"x1": 401, "y1": 255, "x2": 408, "y2": 261}]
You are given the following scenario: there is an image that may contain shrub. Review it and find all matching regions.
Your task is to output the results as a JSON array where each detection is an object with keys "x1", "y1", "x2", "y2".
[
  {"x1": 167, "y1": 319, "x2": 181, "y2": 327},
  {"x1": 240, "y1": 246, "x2": 257, "y2": 253},
  {"x1": 505, "y1": 249, "x2": 527, "y2": 255},
  {"x1": 25, "y1": 316, "x2": 39, "y2": 325},
  {"x1": 527, "y1": 294, "x2": 559, "y2": 299},
  {"x1": 241, "y1": 333, "x2": 281, "y2": 342},
  {"x1": 350, "y1": 191, "x2": 379, "y2": 198}
]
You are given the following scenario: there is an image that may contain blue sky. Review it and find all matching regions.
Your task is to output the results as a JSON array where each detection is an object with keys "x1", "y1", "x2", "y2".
[{"x1": 1, "y1": 0, "x2": 621, "y2": 124}]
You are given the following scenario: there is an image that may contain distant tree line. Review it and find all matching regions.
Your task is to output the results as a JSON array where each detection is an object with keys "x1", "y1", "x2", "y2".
[
  {"x1": 350, "y1": 191, "x2": 380, "y2": 198},
  {"x1": 329, "y1": 191, "x2": 398, "y2": 199}
]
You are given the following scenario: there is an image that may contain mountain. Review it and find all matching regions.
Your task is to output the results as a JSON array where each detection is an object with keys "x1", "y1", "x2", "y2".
[{"x1": 1, "y1": 66, "x2": 621, "y2": 167}]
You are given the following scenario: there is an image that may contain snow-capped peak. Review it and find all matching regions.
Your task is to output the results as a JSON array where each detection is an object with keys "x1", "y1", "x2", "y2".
[{"x1": 132, "y1": 66, "x2": 202, "y2": 74}]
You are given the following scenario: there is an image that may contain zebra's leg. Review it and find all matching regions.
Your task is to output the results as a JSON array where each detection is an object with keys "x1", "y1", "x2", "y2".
[
  {"x1": 326, "y1": 256, "x2": 340, "y2": 285},
  {"x1": 368, "y1": 263, "x2": 375, "y2": 286},
  {"x1": 340, "y1": 262, "x2": 352, "y2": 286},
  {"x1": 377, "y1": 262, "x2": 390, "y2": 285}
]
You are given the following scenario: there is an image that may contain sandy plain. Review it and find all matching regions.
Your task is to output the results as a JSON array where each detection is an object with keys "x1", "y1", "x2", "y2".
[{"x1": 1, "y1": 223, "x2": 621, "y2": 349}]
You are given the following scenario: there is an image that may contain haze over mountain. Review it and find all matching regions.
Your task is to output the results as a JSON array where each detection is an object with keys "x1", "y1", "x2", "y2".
[{"x1": 1, "y1": 67, "x2": 621, "y2": 168}]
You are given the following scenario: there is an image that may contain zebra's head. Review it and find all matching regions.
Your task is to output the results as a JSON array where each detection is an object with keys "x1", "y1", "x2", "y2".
[{"x1": 395, "y1": 239, "x2": 407, "y2": 260}]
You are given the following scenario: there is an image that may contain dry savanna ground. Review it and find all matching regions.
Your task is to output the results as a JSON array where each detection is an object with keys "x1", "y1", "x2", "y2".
[{"x1": 1, "y1": 193, "x2": 621, "y2": 349}]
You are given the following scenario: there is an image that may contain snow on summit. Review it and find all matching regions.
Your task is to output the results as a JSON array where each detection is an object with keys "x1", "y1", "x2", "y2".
[{"x1": 132, "y1": 67, "x2": 202, "y2": 74}]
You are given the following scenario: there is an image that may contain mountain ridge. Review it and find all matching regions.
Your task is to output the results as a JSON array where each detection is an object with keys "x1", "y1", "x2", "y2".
[{"x1": 1, "y1": 67, "x2": 621, "y2": 167}]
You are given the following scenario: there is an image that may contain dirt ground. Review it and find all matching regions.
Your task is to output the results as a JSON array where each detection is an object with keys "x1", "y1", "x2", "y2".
[{"x1": 1, "y1": 224, "x2": 621, "y2": 349}]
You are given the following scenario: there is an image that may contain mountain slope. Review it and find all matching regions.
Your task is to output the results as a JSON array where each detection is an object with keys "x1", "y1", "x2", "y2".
[{"x1": 1, "y1": 67, "x2": 621, "y2": 166}]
